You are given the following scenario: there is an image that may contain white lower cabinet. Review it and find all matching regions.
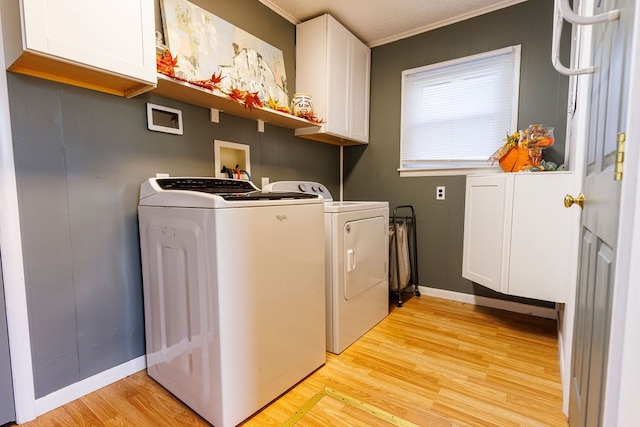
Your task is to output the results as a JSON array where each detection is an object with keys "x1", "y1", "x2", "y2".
[{"x1": 462, "y1": 172, "x2": 573, "y2": 302}]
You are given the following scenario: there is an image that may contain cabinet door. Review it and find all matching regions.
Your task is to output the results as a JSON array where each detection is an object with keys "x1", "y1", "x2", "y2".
[
  {"x1": 349, "y1": 38, "x2": 370, "y2": 143},
  {"x1": 326, "y1": 16, "x2": 350, "y2": 138},
  {"x1": 462, "y1": 175, "x2": 513, "y2": 293},
  {"x1": 343, "y1": 216, "x2": 386, "y2": 300},
  {"x1": 22, "y1": 0, "x2": 156, "y2": 83},
  {"x1": 508, "y1": 173, "x2": 572, "y2": 302}
]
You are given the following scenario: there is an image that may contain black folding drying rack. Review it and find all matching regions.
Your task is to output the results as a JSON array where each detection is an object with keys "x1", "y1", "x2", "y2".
[{"x1": 390, "y1": 205, "x2": 421, "y2": 307}]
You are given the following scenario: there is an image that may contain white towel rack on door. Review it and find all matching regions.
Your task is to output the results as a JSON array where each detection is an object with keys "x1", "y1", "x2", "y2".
[{"x1": 552, "y1": 0, "x2": 620, "y2": 76}]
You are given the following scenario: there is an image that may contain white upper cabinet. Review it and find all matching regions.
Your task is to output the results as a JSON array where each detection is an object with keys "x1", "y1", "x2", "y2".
[
  {"x1": 295, "y1": 14, "x2": 370, "y2": 145},
  {"x1": 463, "y1": 172, "x2": 574, "y2": 302},
  {"x1": 1, "y1": 0, "x2": 156, "y2": 97},
  {"x1": 349, "y1": 39, "x2": 370, "y2": 143}
]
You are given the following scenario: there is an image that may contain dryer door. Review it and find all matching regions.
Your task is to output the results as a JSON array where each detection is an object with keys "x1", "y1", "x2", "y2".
[{"x1": 343, "y1": 215, "x2": 386, "y2": 300}]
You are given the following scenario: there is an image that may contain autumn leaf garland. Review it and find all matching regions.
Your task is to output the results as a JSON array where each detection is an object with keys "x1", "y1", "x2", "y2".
[
  {"x1": 190, "y1": 70, "x2": 224, "y2": 91},
  {"x1": 156, "y1": 49, "x2": 321, "y2": 116},
  {"x1": 156, "y1": 50, "x2": 262, "y2": 110}
]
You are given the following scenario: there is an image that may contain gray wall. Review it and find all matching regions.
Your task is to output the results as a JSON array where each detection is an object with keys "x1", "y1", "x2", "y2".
[
  {"x1": 9, "y1": 0, "x2": 338, "y2": 399},
  {"x1": 344, "y1": 0, "x2": 570, "y2": 305},
  {"x1": 0, "y1": 259, "x2": 15, "y2": 424}
]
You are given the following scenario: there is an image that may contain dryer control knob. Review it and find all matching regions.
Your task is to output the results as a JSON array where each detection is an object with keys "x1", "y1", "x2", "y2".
[{"x1": 298, "y1": 183, "x2": 307, "y2": 192}]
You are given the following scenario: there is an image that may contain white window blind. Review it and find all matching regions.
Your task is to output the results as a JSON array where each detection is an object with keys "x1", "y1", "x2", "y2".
[{"x1": 400, "y1": 45, "x2": 521, "y2": 173}]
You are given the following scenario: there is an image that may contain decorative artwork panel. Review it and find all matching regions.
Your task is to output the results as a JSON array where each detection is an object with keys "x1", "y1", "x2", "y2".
[{"x1": 160, "y1": 0, "x2": 289, "y2": 106}]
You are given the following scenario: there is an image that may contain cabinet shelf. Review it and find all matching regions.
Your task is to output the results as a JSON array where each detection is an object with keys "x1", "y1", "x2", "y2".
[{"x1": 152, "y1": 74, "x2": 321, "y2": 130}]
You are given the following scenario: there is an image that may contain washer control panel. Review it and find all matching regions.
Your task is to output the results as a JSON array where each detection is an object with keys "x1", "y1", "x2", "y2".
[{"x1": 263, "y1": 181, "x2": 333, "y2": 201}]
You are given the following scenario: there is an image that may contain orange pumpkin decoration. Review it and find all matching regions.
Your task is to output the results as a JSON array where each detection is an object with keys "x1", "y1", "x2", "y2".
[{"x1": 499, "y1": 145, "x2": 532, "y2": 172}]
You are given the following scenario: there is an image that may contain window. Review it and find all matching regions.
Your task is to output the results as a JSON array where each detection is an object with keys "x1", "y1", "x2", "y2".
[{"x1": 400, "y1": 45, "x2": 521, "y2": 175}]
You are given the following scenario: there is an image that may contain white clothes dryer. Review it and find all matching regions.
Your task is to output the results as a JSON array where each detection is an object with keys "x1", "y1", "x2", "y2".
[
  {"x1": 138, "y1": 177, "x2": 326, "y2": 427},
  {"x1": 264, "y1": 181, "x2": 389, "y2": 354}
]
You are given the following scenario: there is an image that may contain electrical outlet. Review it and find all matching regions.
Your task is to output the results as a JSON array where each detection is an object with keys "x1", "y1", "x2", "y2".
[{"x1": 436, "y1": 186, "x2": 446, "y2": 200}]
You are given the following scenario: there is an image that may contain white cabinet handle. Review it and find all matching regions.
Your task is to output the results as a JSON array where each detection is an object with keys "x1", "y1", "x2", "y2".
[
  {"x1": 346, "y1": 249, "x2": 357, "y2": 272},
  {"x1": 552, "y1": 0, "x2": 620, "y2": 76}
]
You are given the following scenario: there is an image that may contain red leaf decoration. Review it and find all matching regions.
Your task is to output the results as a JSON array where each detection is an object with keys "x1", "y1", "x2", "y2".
[
  {"x1": 297, "y1": 110, "x2": 325, "y2": 124},
  {"x1": 227, "y1": 87, "x2": 246, "y2": 102},
  {"x1": 191, "y1": 70, "x2": 225, "y2": 91},
  {"x1": 210, "y1": 70, "x2": 224, "y2": 86},
  {"x1": 243, "y1": 91, "x2": 263, "y2": 110},
  {"x1": 157, "y1": 50, "x2": 179, "y2": 76}
]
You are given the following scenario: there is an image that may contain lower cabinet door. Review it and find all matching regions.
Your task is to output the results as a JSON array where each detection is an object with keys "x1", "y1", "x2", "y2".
[{"x1": 508, "y1": 173, "x2": 573, "y2": 302}]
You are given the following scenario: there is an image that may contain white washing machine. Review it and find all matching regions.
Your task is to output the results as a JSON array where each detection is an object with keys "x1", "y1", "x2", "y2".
[
  {"x1": 138, "y1": 177, "x2": 326, "y2": 427},
  {"x1": 264, "y1": 181, "x2": 389, "y2": 354}
]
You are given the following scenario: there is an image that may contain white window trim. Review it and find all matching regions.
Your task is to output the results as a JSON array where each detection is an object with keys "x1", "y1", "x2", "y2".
[
  {"x1": 399, "y1": 45, "x2": 521, "y2": 177},
  {"x1": 398, "y1": 166, "x2": 504, "y2": 177}
]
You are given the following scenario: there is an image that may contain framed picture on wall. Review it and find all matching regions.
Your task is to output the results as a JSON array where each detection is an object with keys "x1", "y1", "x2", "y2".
[{"x1": 160, "y1": 0, "x2": 289, "y2": 107}]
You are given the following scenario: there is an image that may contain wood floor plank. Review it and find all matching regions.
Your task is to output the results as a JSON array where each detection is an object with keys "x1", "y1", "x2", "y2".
[{"x1": 19, "y1": 296, "x2": 567, "y2": 427}]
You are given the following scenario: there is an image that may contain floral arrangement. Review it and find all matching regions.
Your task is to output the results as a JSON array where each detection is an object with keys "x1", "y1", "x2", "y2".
[
  {"x1": 156, "y1": 49, "x2": 323, "y2": 121},
  {"x1": 490, "y1": 124, "x2": 558, "y2": 172}
]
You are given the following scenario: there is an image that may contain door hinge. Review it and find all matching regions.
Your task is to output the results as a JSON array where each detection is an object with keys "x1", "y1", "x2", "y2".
[{"x1": 614, "y1": 132, "x2": 626, "y2": 181}]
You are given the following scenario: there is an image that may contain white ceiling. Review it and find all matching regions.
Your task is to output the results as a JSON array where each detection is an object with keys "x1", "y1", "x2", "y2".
[{"x1": 258, "y1": 0, "x2": 526, "y2": 47}]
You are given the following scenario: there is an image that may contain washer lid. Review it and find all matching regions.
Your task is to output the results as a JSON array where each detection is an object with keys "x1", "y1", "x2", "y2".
[{"x1": 324, "y1": 201, "x2": 389, "y2": 213}]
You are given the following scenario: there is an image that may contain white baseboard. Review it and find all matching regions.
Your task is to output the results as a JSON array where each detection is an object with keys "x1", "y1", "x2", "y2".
[
  {"x1": 417, "y1": 286, "x2": 557, "y2": 319},
  {"x1": 34, "y1": 356, "x2": 146, "y2": 417}
]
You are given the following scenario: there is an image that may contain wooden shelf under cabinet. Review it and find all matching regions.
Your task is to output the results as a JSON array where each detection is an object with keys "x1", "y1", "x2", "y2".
[
  {"x1": 153, "y1": 74, "x2": 321, "y2": 130},
  {"x1": 295, "y1": 130, "x2": 368, "y2": 146},
  {"x1": 8, "y1": 52, "x2": 155, "y2": 98}
]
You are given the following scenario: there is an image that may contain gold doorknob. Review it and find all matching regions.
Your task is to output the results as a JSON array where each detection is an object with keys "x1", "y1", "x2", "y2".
[{"x1": 564, "y1": 193, "x2": 585, "y2": 209}]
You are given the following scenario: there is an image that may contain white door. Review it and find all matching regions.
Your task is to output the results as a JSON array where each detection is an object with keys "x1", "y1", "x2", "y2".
[
  {"x1": 0, "y1": 257, "x2": 15, "y2": 424},
  {"x1": 568, "y1": 0, "x2": 635, "y2": 424},
  {"x1": 343, "y1": 216, "x2": 386, "y2": 300}
]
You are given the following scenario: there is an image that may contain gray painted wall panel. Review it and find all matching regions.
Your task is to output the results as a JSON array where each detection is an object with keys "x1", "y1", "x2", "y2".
[
  {"x1": 8, "y1": 0, "x2": 338, "y2": 398},
  {"x1": 61, "y1": 90, "x2": 150, "y2": 380},
  {"x1": 9, "y1": 78, "x2": 81, "y2": 395},
  {"x1": 345, "y1": 0, "x2": 567, "y2": 306}
]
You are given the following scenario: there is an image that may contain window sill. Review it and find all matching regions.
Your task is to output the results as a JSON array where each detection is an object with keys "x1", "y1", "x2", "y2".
[{"x1": 398, "y1": 166, "x2": 503, "y2": 177}]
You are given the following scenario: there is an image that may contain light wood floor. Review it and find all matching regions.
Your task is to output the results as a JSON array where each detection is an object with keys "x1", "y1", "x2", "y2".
[{"x1": 17, "y1": 295, "x2": 568, "y2": 426}]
